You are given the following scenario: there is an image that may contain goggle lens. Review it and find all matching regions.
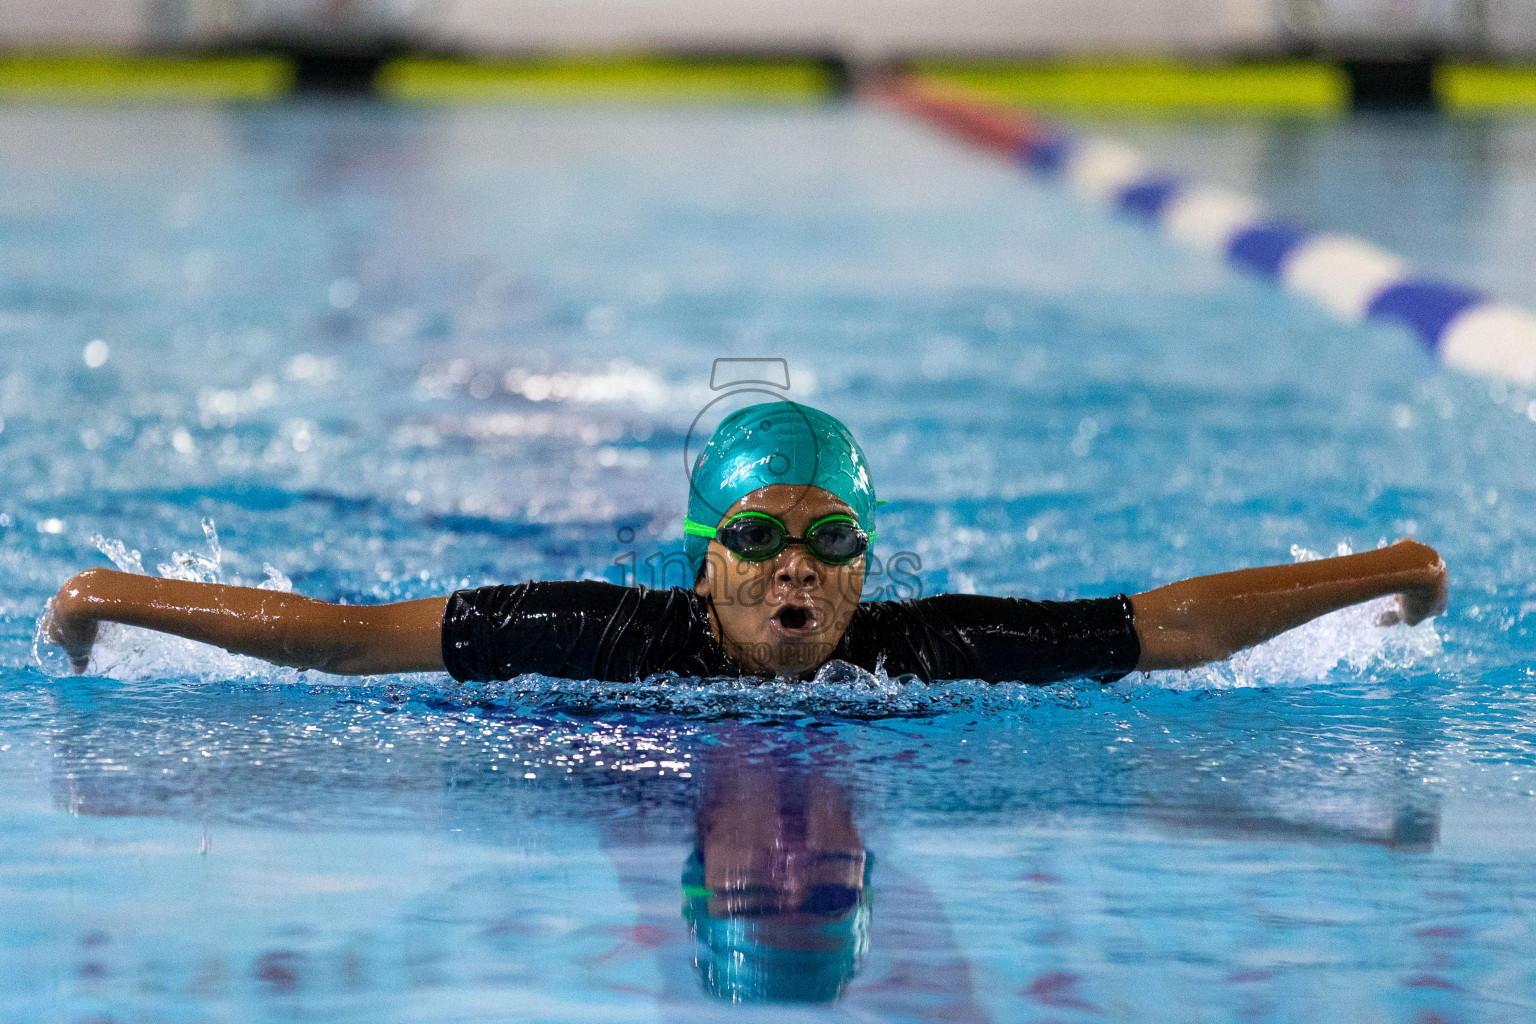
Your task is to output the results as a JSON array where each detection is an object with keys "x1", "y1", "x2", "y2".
[
  {"x1": 717, "y1": 517, "x2": 785, "y2": 561},
  {"x1": 805, "y1": 520, "x2": 866, "y2": 564}
]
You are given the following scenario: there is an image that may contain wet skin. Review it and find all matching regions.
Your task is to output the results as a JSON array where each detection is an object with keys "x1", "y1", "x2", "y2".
[{"x1": 693, "y1": 485, "x2": 866, "y2": 679}]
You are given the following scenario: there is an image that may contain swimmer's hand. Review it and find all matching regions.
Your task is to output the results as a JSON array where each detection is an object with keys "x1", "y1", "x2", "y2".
[
  {"x1": 1376, "y1": 540, "x2": 1449, "y2": 627},
  {"x1": 44, "y1": 584, "x2": 101, "y2": 673},
  {"x1": 1132, "y1": 537, "x2": 1448, "y2": 671},
  {"x1": 43, "y1": 567, "x2": 448, "y2": 676}
]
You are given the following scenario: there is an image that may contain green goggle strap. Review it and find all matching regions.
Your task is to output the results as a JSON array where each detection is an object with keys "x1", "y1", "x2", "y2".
[{"x1": 684, "y1": 518, "x2": 720, "y2": 539}]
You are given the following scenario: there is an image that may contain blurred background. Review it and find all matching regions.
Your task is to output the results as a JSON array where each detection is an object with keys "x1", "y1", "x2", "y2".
[
  {"x1": 0, "y1": 0, "x2": 1533, "y2": 106},
  {"x1": 1, "y1": 0, "x2": 1533, "y2": 55}
]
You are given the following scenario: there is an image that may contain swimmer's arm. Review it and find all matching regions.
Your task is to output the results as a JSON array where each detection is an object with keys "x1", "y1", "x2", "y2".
[
  {"x1": 1130, "y1": 538, "x2": 1447, "y2": 671},
  {"x1": 46, "y1": 567, "x2": 448, "y2": 675}
]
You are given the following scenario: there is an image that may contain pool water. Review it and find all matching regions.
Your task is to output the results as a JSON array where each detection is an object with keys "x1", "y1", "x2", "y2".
[{"x1": 2, "y1": 101, "x2": 1534, "y2": 1023}]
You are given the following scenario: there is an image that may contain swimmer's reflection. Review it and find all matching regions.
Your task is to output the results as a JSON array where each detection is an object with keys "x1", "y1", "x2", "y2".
[{"x1": 682, "y1": 754, "x2": 869, "y2": 1003}]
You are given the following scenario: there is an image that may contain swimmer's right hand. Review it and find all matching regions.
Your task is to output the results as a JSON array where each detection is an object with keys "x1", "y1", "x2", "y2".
[{"x1": 46, "y1": 571, "x2": 103, "y2": 673}]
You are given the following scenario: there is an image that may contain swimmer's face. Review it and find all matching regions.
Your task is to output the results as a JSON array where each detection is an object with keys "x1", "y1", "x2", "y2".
[{"x1": 695, "y1": 484, "x2": 866, "y2": 678}]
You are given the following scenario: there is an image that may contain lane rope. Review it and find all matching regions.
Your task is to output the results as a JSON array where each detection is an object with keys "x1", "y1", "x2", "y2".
[{"x1": 871, "y1": 74, "x2": 1536, "y2": 385}]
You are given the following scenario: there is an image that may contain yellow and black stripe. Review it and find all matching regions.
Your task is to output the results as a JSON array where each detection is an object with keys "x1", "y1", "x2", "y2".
[{"x1": 0, "y1": 52, "x2": 1532, "y2": 111}]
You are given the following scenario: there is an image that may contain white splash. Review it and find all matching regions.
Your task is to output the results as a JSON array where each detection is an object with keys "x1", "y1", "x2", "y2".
[
  {"x1": 35, "y1": 520, "x2": 312, "y2": 682},
  {"x1": 257, "y1": 564, "x2": 293, "y2": 592},
  {"x1": 156, "y1": 517, "x2": 223, "y2": 583},
  {"x1": 452, "y1": 657, "x2": 1088, "y2": 720},
  {"x1": 1138, "y1": 542, "x2": 1443, "y2": 691},
  {"x1": 91, "y1": 534, "x2": 145, "y2": 574}
]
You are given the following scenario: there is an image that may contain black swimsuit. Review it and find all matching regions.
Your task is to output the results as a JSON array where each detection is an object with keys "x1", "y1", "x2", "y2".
[{"x1": 441, "y1": 581, "x2": 1139, "y2": 685}]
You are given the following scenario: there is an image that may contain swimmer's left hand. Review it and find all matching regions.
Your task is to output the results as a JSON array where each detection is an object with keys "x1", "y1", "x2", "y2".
[
  {"x1": 44, "y1": 578, "x2": 101, "y2": 673},
  {"x1": 1376, "y1": 539, "x2": 1448, "y2": 627}
]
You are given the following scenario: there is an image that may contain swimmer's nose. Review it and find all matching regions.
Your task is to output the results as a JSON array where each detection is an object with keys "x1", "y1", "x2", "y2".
[{"x1": 776, "y1": 550, "x2": 821, "y2": 589}]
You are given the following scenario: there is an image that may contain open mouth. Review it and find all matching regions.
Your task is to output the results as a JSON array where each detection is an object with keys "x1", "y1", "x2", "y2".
[{"x1": 773, "y1": 604, "x2": 813, "y2": 633}]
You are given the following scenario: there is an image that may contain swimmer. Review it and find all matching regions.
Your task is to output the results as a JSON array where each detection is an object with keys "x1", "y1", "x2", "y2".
[{"x1": 44, "y1": 402, "x2": 1448, "y2": 684}]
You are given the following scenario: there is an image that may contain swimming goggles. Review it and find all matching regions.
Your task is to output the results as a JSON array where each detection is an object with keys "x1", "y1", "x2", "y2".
[{"x1": 684, "y1": 511, "x2": 873, "y2": 566}]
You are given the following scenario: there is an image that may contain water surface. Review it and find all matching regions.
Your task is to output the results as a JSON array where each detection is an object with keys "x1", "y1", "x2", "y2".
[{"x1": 1, "y1": 101, "x2": 1534, "y2": 1023}]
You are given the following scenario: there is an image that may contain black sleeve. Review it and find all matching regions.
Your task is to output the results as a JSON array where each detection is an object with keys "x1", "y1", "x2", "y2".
[
  {"x1": 835, "y1": 593, "x2": 1140, "y2": 685},
  {"x1": 440, "y1": 580, "x2": 733, "y2": 683}
]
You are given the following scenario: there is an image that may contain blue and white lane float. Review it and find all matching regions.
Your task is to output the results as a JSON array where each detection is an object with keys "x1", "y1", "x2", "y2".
[{"x1": 875, "y1": 75, "x2": 1536, "y2": 385}]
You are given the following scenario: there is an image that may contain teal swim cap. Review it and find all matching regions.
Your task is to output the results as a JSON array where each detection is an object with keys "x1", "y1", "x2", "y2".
[{"x1": 685, "y1": 402, "x2": 876, "y2": 577}]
